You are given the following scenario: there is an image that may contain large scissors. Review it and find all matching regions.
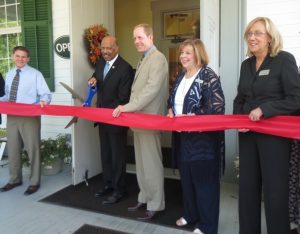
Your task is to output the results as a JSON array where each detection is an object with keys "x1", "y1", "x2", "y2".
[{"x1": 60, "y1": 82, "x2": 97, "y2": 128}]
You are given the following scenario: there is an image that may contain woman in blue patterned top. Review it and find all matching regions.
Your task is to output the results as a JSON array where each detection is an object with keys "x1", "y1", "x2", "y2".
[{"x1": 168, "y1": 39, "x2": 225, "y2": 234}]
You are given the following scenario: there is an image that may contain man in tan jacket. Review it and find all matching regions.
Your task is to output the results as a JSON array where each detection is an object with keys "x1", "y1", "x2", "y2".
[{"x1": 113, "y1": 23, "x2": 168, "y2": 220}]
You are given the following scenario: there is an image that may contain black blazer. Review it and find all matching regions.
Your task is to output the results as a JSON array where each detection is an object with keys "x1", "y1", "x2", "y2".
[
  {"x1": 92, "y1": 55, "x2": 134, "y2": 132},
  {"x1": 233, "y1": 51, "x2": 300, "y2": 118},
  {"x1": 0, "y1": 73, "x2": 4, "y2": 124}
]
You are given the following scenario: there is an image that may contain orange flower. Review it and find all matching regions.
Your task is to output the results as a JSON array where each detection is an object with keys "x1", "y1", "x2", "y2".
[{"x1": 85, "y1": 24, "x2": 109, "y2": 65}]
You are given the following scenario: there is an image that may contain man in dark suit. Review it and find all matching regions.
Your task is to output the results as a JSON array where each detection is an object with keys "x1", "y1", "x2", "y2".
[{"x1": 89, "y1": 35, "x2": 134, "y2": 204}]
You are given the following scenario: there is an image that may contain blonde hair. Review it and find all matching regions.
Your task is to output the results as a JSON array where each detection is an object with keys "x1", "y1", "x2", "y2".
[
  {"x1": 244, "y1": 17, "x2": 283, "y2": 57},
  {"x1": 179, "y1": 38, "x2": 209, "y2": 66},
  {"x1": 134, "y1": 23, "x2": 153, "y2": 37}
]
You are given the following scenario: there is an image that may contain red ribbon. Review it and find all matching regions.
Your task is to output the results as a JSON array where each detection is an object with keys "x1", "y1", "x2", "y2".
[{"x1": 0, "y1": 102, "x2": 300, "y2": 139}]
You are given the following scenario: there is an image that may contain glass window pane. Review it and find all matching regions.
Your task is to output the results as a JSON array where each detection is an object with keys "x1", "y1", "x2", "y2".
[
  {"x1": 9, "y1": 59, "x2": 14, "y2": 70},
  {"x1": 0, "y1": 6, "x2": 6, "y2": 28},
  {"x1": 0, "y1": 59, "x2": 9, "y2": 76},
  {"x1": 7, "y1": 5, "x2": 16, "y2": 23},
  {"x1": 16, "y1": 3, "x2": 20, "y2": 25},
  {"x1": 8, "y1": 33, "x2": 18, "y2": 53},
  {"x1": 18, "y1": 33, "x2": 22, "y2": 44},
  {"x1": 6, "y1": 0, "x2": 16, "y2": 4},
  {"x1": 0, "y1": 0, "x2": 4, "y2": 6},
  {"x1": 0, "y1": 35, "x2": 7, "y2": 58}
]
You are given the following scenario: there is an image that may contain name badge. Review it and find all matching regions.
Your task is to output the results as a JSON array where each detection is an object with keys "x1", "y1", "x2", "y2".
[
  {"x1": 195, "y1": 78, "x2": 203, "y2": 84},
  {"x1": 259, "y1": 69, "x2": 270, "y2": 76}
]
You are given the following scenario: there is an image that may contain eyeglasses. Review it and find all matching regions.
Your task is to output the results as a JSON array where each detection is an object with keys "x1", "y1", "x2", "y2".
[{"x1": 246, "y1": 31, "x2": 266, "y2": 38}]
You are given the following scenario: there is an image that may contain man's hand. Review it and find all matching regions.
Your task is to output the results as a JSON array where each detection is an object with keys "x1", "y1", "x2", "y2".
[
  {"x1": 40, "y1": 101, "x2": 46, "y2": 108},
  {"x1": 112, "y1": 105, "x2": 125, "y2": 117},
  {"x1": 88, "y1": 77, "x2": 97, "y2": 87}
]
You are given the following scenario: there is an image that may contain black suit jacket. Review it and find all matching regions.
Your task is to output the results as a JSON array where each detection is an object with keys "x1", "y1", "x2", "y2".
[
  {"x1": 92, "y1": 55, "x2": 134, "y2": 132},
  {"x1": 233, "y1": 51, "x2": 300, "y2": 118},
  {"x1": 0, "y1": 73, "x2": 4, "y2": 124}
]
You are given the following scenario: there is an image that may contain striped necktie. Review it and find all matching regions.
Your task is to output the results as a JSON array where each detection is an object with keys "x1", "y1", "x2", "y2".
[{"x1": 9, "y1": 69, "x2": 21, "y2": 102}]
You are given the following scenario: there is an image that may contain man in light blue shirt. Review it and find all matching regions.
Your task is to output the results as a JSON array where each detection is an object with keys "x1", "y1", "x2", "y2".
[{"x1": 0, "y1": 46, "x2": 51, "y2": 195}]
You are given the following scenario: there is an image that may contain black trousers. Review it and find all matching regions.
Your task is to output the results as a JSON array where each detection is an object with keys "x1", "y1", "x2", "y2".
[
  {"x1": 238, "y1": 132, "x2": 291, "y2": 234},
  {"x1": 99, "y1": 128, "x2": 127, "y2": 194},
  {"x1": 179, "y1": 159, "x2": 220, "y2": 234}
]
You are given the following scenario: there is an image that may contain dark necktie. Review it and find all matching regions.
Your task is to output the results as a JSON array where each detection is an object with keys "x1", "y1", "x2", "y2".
[
  {"x1": 9, "y1": 69, "x2": 21, "y2": 102},
  {"x1": 136, "y1": 54, "x2": 145, "y2": 70}
]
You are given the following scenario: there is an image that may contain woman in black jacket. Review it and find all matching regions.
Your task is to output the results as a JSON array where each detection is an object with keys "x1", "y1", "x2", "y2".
[{"x1": 233, "y1": 17, "x2": 300, "y2": 234}]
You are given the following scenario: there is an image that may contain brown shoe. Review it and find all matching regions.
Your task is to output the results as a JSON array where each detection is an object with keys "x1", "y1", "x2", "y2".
[
  {"x1": 24, "y1": 185, "x2": 40, "y2": 195},
  {"x1": 128, "y1": 202, "x2": 146, "y2": 211},
  {"x1": 0, "y1": 182, "x2": 22, "y2": 192},
  {"x1": 137, "y1": 210, "x2": 159, "y2": 220}
]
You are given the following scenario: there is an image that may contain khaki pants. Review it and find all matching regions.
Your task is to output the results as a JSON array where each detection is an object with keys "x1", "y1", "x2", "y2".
[
  {"x1": 133, "y1": 130, "x2": 165, "y2": 211},
  {"x1": 7, "y1": 115, "x2": 41, "y2": 186}
]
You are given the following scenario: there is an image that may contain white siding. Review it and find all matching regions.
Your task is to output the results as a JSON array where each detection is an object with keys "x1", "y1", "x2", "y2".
[
  {"x1": 0, "y1": 0, "x2": 73, "y2": 138},
  {"x1": 41, "y1": 0, "x2": 72, "y2": 139},
  {"x1": 247, "y1": 0, "x2": 300, "y2": 66}
]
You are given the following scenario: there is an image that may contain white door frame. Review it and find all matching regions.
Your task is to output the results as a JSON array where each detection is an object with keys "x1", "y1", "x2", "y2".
[{"x1": 70, "y1": 0, "x2": 115, "y2": 185}]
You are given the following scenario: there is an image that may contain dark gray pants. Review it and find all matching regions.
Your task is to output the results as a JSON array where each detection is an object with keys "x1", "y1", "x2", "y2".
[{"x1": 238, "y1": 132, "x2": 291, "y2": 234}]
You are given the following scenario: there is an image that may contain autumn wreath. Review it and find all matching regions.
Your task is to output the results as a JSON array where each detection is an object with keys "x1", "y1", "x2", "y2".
[{"x1": 84, "y1": 24, "x2": 109, "y2": 65}]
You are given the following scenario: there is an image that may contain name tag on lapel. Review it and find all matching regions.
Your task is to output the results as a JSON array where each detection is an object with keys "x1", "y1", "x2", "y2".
[
  {"x1": 259, "y1": 69, "x2": 270, "y2": 76},
  {"x1": 195, "y1": 77, "x2": 203, "y2": 84}
]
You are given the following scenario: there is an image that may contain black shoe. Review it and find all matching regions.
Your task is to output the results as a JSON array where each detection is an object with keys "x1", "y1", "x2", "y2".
[
  {"x1": 24, "y1": 185, "x2": 40, "y2": 195},
  {"x1": 291, "y1": 229, "x2": 298, "y2": 234},
  {"x1": 102, "y1": 192, "x2": 126, "y2": 204},
  {"x1": 0, "y1": 182, "x2": 22, "y2": 192},
  {"x1": 95, "y1": 186, "x2": 113, "y2": 197},
  {"x1": 128, "y1": 202, "x2": 146, "y2": 211}
]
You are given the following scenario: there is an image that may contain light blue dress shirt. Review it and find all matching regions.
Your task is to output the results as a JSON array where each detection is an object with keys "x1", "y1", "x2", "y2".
[{"x1": 0, "y1": 64, "x2": 52, "y2": 104}]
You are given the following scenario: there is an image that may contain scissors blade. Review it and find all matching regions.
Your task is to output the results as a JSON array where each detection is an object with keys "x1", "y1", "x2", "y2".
[
  {"x1": 60, "y1": 82, "x2": 85, "y2": 103},
  {"x1": 64, "y1": 117, "x2": 79, "y2": 129}
]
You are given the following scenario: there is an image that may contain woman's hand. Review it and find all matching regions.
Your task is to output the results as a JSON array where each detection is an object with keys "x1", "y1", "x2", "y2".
[
  {"x1": 167, "y1": 108, "x2": 174, "y2": 118},
  {"x1": 249, "y1": 107, "x2": 263, "y2": 121},
  {"x1": 237, "y1": 107, "x2": 263, "y2": 132},
  {"x1": 238, "y1": 129, "x2": 250, "y2": 133}
]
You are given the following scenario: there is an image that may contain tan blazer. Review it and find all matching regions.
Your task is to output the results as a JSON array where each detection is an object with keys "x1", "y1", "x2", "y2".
[{"x1": 124, "y1": 46, "x2": 168, "y2": 114}]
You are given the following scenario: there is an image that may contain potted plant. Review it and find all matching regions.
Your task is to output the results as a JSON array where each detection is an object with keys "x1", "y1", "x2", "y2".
[
  {"x1": 22, "y1": 134, "x2": 72, "y2": 175},
  {"x1": 55, "y1": 134, "x2": 72, "y2": 164}
]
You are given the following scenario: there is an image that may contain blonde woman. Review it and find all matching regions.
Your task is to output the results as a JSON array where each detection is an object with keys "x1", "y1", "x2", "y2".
[{"x1": 233, "y1": 17, "x2": 300, "y2": 234}]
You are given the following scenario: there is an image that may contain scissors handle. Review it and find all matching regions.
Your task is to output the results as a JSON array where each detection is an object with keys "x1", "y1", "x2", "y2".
[{"x1": 83, "y1": 84, "x2": 97, "y2": 107}]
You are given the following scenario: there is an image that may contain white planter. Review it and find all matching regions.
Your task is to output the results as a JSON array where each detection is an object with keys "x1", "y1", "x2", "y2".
[{"x1": 42, "y1": 158, "x2": 63, "y2": 176}]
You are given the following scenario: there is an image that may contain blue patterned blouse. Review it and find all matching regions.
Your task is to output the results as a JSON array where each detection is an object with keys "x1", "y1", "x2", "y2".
[{"x1": 168, "y1": 66, "x2": 225, "y2": 165}]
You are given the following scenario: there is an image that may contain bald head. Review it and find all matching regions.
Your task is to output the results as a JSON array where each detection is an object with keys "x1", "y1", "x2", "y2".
[{"x1": 101, "y1": 35, "x2": 119, "y2": 61}]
